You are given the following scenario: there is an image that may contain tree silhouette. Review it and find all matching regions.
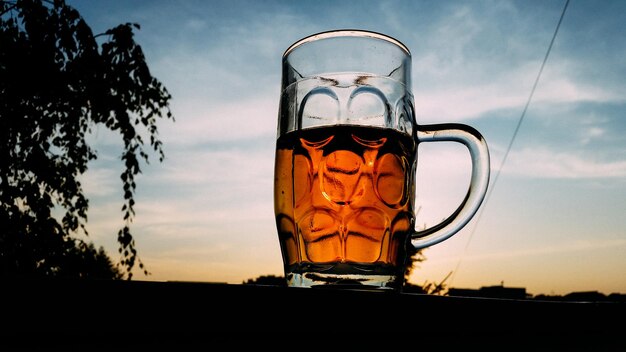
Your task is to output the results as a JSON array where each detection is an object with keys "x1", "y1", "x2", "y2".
[
  {"x1": 403, "y1": 210, "x2": 451, "y2": 294},
  {"x1": 404, "y1": 247, "x2": 427, "y2": 285},
  {"x1": 0, "y1": 0, "x2": 173, "y2": 279}
]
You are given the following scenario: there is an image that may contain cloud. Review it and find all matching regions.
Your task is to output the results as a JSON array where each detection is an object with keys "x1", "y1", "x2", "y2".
[
  {"x1": 534, "y1": 63, "x2": 625, "y2": 104},
  {"x1": 456, "y1": 238, "x2": 626, "y2": 263},
  {"x1": 414, "y1": 59, "x2": 625, "y2": 123},
  {"x1": 503, "y1": 147, "x2": 626, "y2": 179},
  {"x1": 581, "y1": 127, "x2": 606, "y2": 145},
  {"x1": 154, "y1": 142, "x2": 275, "y2": 193},
  {"x1": 422, "y1": 237, "x2": 626, "y2": 270},
  {"x1": 79, "y1": 167, "x2": 119, "y2": 198},
  {"x1": 399, "y1": 1, "x2": 625, "y2": 125},
  {"x1": 163, "y1": 95, "x2": 279, "y2": 145}
]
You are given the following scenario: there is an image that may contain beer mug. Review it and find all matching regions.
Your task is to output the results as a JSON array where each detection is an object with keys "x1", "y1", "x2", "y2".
[{"x1": 274, "y1": 30, "x2": 490, "y2": 290}]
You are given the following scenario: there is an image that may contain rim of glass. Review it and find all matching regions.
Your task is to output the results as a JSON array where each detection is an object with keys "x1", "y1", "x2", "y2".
[{"x1": 283, "y1": 29, "x2": 411, "y2": 58}]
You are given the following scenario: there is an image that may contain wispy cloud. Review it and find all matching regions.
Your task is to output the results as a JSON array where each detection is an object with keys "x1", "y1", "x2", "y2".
[
  {"x1": 159, "y1": 147, "x2": 274, "y2": 185},
  {"x1": 163, "y1": 96, "x2": 278, "y2": 145},
  {"x1": 414, "y1": 59, "x2": 625, "y2": 123},
  {"x1": 79, "y1": 167, "x2": 119, "y2": 198},
  {"x1": 434, "y1": 238, "x2": 626, "y2": 265},
  {"x1": 503, "y1": 147, "x2": 626, "y2": 179}
]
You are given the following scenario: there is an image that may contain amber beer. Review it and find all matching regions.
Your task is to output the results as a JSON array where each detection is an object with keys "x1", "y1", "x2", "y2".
[{"x1": 274, "y1": 125, "x2": 417, "y2": 288}]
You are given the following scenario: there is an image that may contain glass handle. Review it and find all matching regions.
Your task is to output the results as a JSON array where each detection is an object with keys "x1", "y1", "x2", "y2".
[{"x1": 411, "y1": 123, "x2": 491, "y2": 250}]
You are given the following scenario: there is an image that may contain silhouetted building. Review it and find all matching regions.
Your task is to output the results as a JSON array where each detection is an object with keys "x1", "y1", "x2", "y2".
[
  {"x1": 448, "y1": 284, "x2": 528, "y2": 300},
  {"x1": 608, "y1": 293, "x2": 626, "y2": 302},
  {"x1": 532, "y1": 294, "x2": 564, "y2": 301},
  {"x1": 243, "y1": 274, "x2": 287, "y2": 286},
  {"x1": 563, "y1": 291, "x2": 607, "y2": 302}
]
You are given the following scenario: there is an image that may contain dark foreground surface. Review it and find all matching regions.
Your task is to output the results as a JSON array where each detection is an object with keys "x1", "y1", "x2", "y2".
[{"x1": 1, "y1": 278, "x2": 625, "y2": 348}]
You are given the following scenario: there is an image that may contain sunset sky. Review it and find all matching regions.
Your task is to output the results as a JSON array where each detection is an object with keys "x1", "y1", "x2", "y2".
[{"x1": 66, "y1": 0, "x2": 626, "y2": 296}]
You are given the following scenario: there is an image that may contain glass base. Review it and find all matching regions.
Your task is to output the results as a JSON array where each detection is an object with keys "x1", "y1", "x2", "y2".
[{"x1": 285, "y1": 263, "x2": 403, "y2": 290}]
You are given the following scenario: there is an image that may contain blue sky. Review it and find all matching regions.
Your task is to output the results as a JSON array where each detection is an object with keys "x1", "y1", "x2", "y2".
[{"x1": 67, "y1": 0, "x2": 626, "y2": 295}]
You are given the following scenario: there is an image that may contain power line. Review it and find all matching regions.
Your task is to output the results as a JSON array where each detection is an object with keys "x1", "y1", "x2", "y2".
[{"x1": 448, "y1": 0, "x2": 570, "y2": 287}]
